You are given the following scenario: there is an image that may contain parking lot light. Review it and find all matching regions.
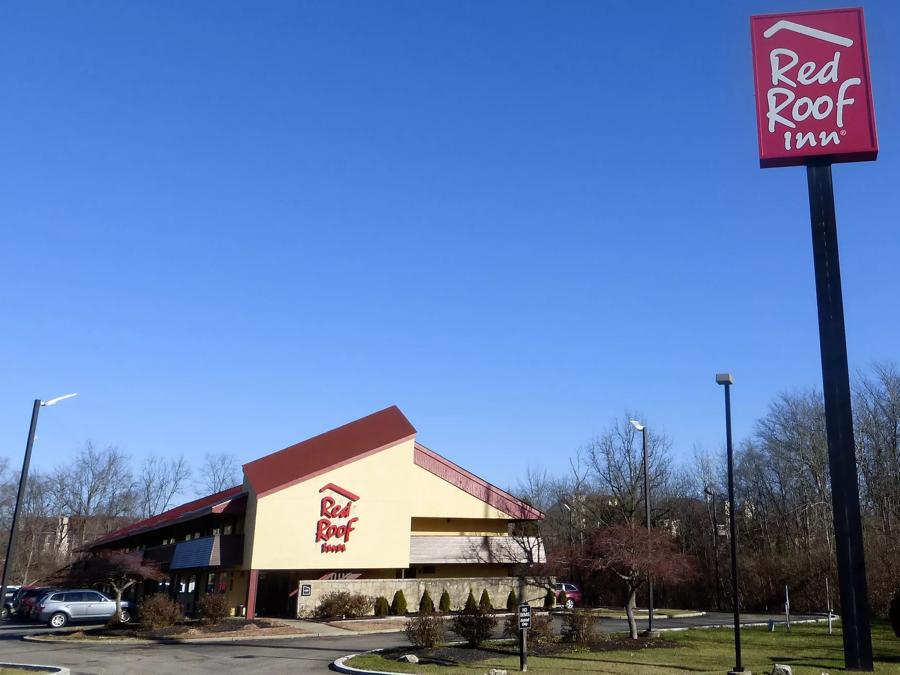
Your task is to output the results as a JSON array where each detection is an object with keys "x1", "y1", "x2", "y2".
[{"x1": 0, "y1": 394, "x2": 78, "y2": 618}]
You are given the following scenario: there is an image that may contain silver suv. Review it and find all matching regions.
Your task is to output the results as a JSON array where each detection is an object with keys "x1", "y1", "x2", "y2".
[{"x1": 36, "y1": 590, "x2": 131, "y2": 627}]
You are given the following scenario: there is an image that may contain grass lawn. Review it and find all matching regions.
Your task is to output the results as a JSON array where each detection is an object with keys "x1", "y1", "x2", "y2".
[{"x1": 347, "y1": 621, "x2": 900, "y2": 674}]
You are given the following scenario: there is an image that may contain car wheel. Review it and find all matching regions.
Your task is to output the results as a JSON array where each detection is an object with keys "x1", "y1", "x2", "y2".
[
  {"x1": 1, "y1": 607, "x2": 8, "y2": 620},
  {"x1": 119, "y1": 609, "x2": 131, "y2": 623},
  {"x1": 565, "y1": 599, "x2": 575, "y2": 609},
  {"x1": 49, "y1": 612, "x2": 68, "y2": 628}
]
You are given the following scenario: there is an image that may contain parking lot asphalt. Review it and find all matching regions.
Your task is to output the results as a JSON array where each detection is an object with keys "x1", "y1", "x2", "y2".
[{"x1": 0, "y1": 612, "x2": 825, "y2": 674}]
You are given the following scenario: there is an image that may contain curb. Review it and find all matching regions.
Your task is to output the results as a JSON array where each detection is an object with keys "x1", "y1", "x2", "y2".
[
  {"x1": 23, "y1": 626, "x2": 409, "y2": 645},
  {"x1": 0, "y1": 663, "x2": 69, "y2": 675},
  {"x1": 332, "y1": 650, "x2": 409, "y2": 675}
]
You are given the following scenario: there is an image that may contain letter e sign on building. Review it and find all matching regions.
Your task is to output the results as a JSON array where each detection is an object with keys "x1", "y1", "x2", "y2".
[{"x1": 750, "y1": 8, "x2": 877, "y2": 168}]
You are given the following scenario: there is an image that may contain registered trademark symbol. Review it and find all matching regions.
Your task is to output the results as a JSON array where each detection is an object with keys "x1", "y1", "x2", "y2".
[{"x1": 840, "y1": 129, "x2": 847, "y2": 136}]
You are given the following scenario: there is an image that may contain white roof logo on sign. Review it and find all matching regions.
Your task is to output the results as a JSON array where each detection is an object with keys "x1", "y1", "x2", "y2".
[{"x1": 763, "y1": 20, "x2": 853, "y2": 47}]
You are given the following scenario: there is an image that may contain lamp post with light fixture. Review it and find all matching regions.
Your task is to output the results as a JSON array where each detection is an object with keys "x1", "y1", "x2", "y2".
[
  {"x1": 0, "y1": 394, "x2": 78, "y2": 617},
  {"x1": 629, "y1": 419, "x2": 654, "y2": 635}
]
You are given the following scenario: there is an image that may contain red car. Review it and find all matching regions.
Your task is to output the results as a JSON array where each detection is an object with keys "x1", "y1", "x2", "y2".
[{"x1": 553, "y1": 582, "x2": 583, "y2": 608}]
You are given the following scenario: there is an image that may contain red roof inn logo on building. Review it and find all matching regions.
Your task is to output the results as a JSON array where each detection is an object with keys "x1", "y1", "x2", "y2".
[
  {"x1": 316, "y1": 483, "x2": 359, "y2": 553},
  {"x1": 750, "y1": 8, "x2": 877, "y2": 168}
]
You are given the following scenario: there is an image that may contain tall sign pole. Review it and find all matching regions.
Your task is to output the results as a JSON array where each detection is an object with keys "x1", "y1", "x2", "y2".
[{"x1": 750, "y1": 8, "x2": 878, "y2": 672}]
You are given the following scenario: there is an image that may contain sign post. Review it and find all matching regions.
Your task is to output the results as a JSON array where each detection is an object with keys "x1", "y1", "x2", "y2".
[
  {"x1": 517, "y1": 603, "x2": 531, "y2": 672},
  {"x1": 750, "y1": 8, "x2": 877, "y2": 672}
]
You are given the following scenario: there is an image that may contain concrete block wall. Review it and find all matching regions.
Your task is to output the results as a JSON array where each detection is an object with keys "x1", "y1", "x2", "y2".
[{"x1": 295, "y1": 576, "x2": 550, "y2": 617}]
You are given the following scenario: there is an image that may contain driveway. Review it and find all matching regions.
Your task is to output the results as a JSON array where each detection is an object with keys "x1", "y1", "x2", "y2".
[
  {"x1": 0, "y1": 627, "x2": 409, "y2": 675},
  {"x1": 0, "y1": 611, "x2": 823, "y2": 674}
]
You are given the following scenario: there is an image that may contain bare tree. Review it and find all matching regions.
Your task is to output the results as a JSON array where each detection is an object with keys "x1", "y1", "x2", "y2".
[
  {"x1": 52, "y1": 442, "x2": 138, "y2": 549},
  {"x1": 584, "y1": 413, "x2": 674, "y2": 526},
  {"x1": 136, "y1": 456, "x2": 191, "y2": 518},
  {"x1": 198, "y1": 453, "x2": 240, "y2": 495}
]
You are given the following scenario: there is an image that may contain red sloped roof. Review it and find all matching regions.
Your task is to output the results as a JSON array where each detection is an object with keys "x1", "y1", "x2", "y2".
[
  {"x1": 88, "y1": 486, "x2": 245, "y2": 549},
  {"x1": 243, "y1": 405, "x2": 417, "y2": 497},
  {"x1": 414, "y1": 443, "x2": 544, "y2": 520}
]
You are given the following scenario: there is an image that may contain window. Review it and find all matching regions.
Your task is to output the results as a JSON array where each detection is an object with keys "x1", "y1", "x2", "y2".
[
  {"x1": 86, "y1": 592, "x2": 106, "y2": 602},
  {"x1": 64, "y1": 592, "x2": 86, "y2": 603},
  {"x1": 217, "y1": 571, "x2": 230, "y2": 593},
  {"x1": 206, "y1": 573, "x2": 217, "y2": 593},
  {"x1": 223, "y1": 524, "x2": 233, "y2": 535},
  {"x1": 188, "y1": 575, "x2": 196, "y2": 593}
]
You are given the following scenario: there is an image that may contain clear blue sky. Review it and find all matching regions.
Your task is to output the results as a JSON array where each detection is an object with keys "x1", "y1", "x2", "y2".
[{"x1": 1, "y1": 1, "x2": 898, "y2": 491}]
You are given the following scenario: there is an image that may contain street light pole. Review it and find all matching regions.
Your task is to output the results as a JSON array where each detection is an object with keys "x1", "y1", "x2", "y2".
[
  {"x1": 630, "y1": 420, "x2": 654, "y2": 635},
  {"x1": 0, "y1": 394, "x2": 77, "y2": 618},
  {"x1": 716, "y1": 373, "x2": 744, "y2": 675}
]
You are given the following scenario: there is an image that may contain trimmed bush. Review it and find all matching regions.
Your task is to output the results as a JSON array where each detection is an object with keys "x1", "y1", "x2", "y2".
[
  {"x1": 315, "y1": 591, "x2": 372, "y2": 619},
  {"x1": 419, "y1": 589, "x2": 435, "y2": 614},
  {"x1": 390, "y1": 590, "x2": 408, "y2": 616},
  {"x1": 479, "y1": 589, "x2": 493, "y2": 612},
  {"x1": 561, "y1": 609, "x2": 598, "y2": 645},
  {"x1": 405, "y1": 612, "x2": 445, "y2": 648},
  {"x1": 544, "y1": 587, "x2": 556, "y2": 609},
  {"x1": 451, "y1": 604, "x2": 497, "y2": 647},
  {"x1": 464, "y1": 589, "x2": 478, "y2": 611},
  {"x1": 558, "y1": 590, "x2": 569, "y2": 607},
  {"x1": 439, "y1": 589, "x2": 451, "y2": 613},
  {"x1": 140, "y1": 594, "x2": 182, "y2": 631},
  {"x1": 506, "y1": 589, "x2": 518, "y2": 611},
  {"x1": 374, "y1": 596, "x2": 390, "y2": 617},
  {"x1": 889, "y1": 588, "x2": 900, "y2": 638},
  {"x1": 197, "y1": 593, "x2": 229, "y2": 624}
]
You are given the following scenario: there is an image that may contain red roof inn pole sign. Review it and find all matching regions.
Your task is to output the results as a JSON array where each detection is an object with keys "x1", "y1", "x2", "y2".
[
  {"x1": 750, "y1": 8, "x2": 876, "y2": 672},
  {"x1": 751, "y1": 8, "x2": 877, "y2": 167}
]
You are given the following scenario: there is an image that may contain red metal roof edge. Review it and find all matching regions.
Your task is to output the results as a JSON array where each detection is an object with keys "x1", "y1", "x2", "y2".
[
  {"x1": 413, "y1": 443, "x2": 545, "y2": 520},
  {"x1": 243, "y1": 405, "x2": 417, "y2": 498},
  {"x1": 87, "y1": 486, "x2": 245, "y2": 549}
]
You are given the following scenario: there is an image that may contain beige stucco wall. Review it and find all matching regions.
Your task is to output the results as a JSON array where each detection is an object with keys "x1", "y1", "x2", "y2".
[
  {"x1": 409, "y1": 464, "x2": 510, "y2": 519},
  {"x1": 243, "y1": 437, "x2": 521, "y2": 572},
  {"x1": 411, "y1": 517, "x2": 509, "y2": 536},
  {"x1": 246, "y1": 439, "x2": 415, "y2": 570}
]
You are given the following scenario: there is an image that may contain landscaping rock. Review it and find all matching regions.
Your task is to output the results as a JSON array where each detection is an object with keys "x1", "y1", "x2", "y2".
[
  {"x1": 771, "y1": 666, "x2": 792, "y2": 675},
  {"x1": 398, "y1": 654, "x2": 419, "y2": 663},
  {"x1": 486, "y1": 670, "x2": 508, "y2": 675}
]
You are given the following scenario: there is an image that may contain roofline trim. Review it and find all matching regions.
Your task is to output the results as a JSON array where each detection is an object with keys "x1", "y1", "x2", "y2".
[{"x1": 87, "y1": 487, "x2": 245, "y2": 549}]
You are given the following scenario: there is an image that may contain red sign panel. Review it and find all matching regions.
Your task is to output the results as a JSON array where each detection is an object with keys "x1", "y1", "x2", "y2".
[{"x1": 750, "y1": 8, "x2": 877, "y2": 168}]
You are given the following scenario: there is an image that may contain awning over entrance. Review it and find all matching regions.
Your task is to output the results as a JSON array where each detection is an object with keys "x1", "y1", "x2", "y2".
[{"x1": 170, "y1": 534, "x2": 244, "y2": 570}]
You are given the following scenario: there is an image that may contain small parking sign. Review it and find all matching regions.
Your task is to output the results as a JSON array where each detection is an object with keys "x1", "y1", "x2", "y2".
[{"x1": 517, "y1": 603, "x2": 531, "y2": 630}]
